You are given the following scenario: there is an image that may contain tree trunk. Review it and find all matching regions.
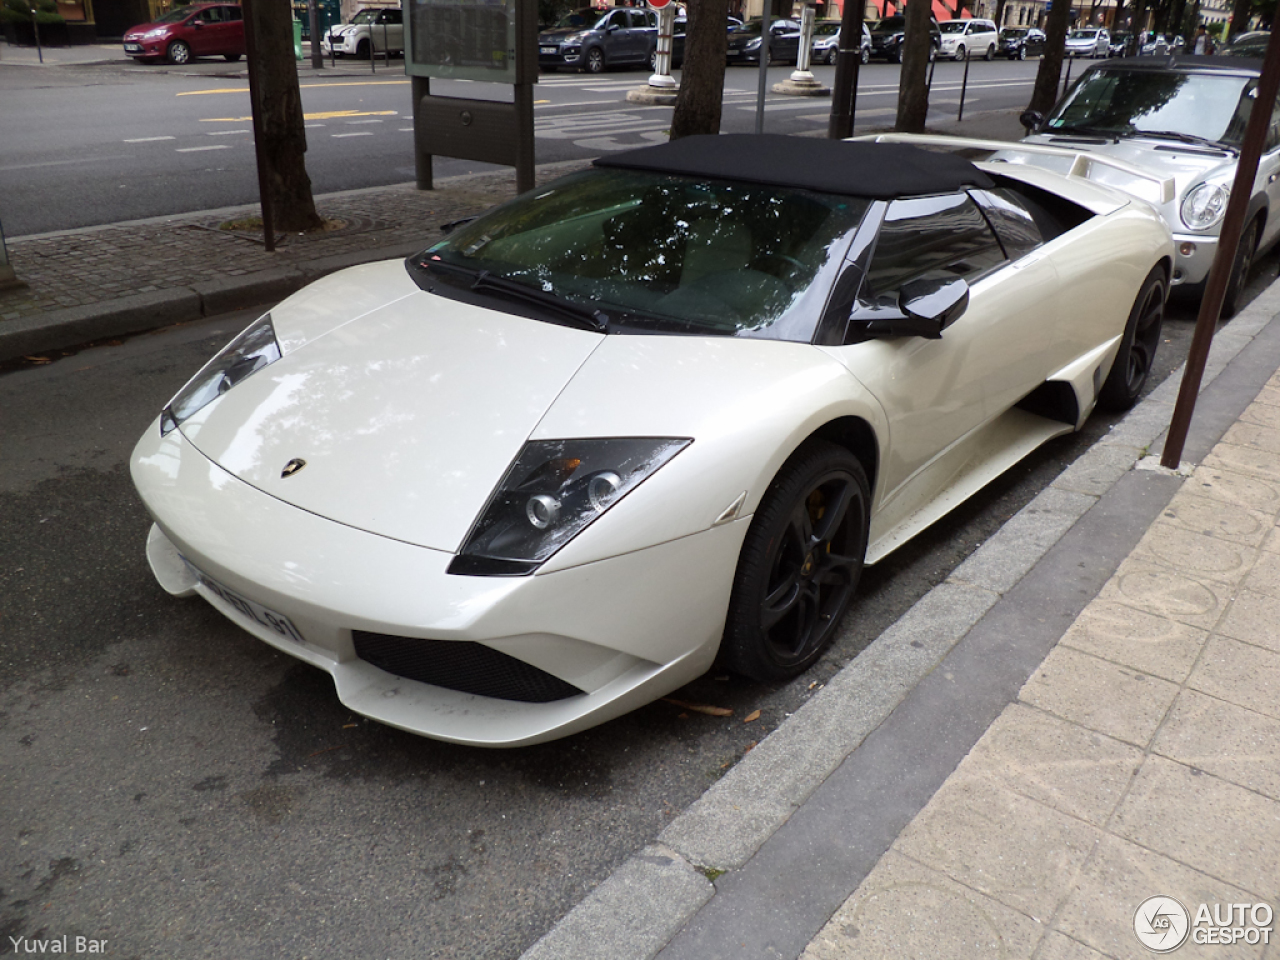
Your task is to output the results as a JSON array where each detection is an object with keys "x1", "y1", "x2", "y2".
[
  {"x1": 1027, "y1": 0, "x2": 1073, "y2": 116},
  {"x1": 895, "y1": 0, "x2": 933, "y2": 132},
  {"x1": 246, "y1": 0, "x2": 323, "y2": 232},
  {"x1": 670, "y1": 0, "x2": 731, "y2": 139},
  {"x1": 1228, "y1": 0, "x2": 1250, "y2": 39}
]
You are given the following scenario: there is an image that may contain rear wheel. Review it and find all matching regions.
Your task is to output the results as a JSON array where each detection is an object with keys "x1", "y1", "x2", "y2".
[
  {"x1": 224, "y1": 53, "x2": 241, "y2": 61},
  {"x1": 1098, "y1": 267, "x2": 1166, "y2": 411},
  {"x1": 166, "y1": 40, "x2": 191, "y2": 64},
  {"x1": 648, "y1": 46, "x2": 657, "y2": 70},
  {"x1": 1222, "y1": 217, "x2": 1261, "y2": 319},
  {"x1": 720, "y1": 440, "x2": 869, "y2": 683},
  {"x1": 984, "y1": 43, "x2": 995, "y2": 60}
]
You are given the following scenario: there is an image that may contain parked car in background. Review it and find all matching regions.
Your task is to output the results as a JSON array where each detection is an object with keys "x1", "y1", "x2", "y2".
[
  {"x1": 998, "y1": 25, "x2": 1044, "y2": 59},
  {"x1": 1018, "y1": 55, "x2": 1276, "y2": 316},
  {"x1": 726, "y1": 17, "x2": 802, "y2": 64},
  {"x1": 538, "y1": 6, "x2": 656, "y2": 73},
  {"x1": 122, "y1": 2, "x2": 244, "y2": 64},
  {"x1": 938, "y1": 17, "x2": 999, "y2": 60},
  {"x1": 131, "y1": 133, "x2": 1173, "y2": 746},
  {"x1": 867, "y1": 14, "x2": 940, "y2": 62},
  {"x1": 1065, "y1": 27, "x2": 1110, "y2": 57},
  {"x1": 1140, "y1": 32, "x2": 1183, "y2": 54},
  {"x1": 1108, "y1": 30, "x2": 1134, "y2": 56},
  {"x1": 321, "y1": 7, "x2": 403, "y2": 58},
  {"x1": 1224, "y1": 31, "x2": 1269, "y2": 57},
  {"x1": 811, "y1": 20, "x2": 871, "y2": 64},
  {"x1": 670, "y1": 14, "x2": 743, "y2": 67}
]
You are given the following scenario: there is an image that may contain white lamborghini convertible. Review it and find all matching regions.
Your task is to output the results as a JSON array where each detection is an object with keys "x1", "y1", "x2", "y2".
[{"x1": 131, "y1": 134, "x2": 1174, "y2": 746}]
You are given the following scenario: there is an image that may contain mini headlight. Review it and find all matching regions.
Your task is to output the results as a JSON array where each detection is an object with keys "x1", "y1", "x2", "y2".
[
  {"x1": 1181, "y1": 182, "x2": 1230, "y2": 230},
  {"x1": 450, "y1": 438, "x2": 690, "y2": 576},
  {"x1": 160, "y1": 313, "x2": 281, "y2": 435}
]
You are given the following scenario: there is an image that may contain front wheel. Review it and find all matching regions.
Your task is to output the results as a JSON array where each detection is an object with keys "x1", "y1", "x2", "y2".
[
  {"x1": 356, "y1": 38, "x2": 370, "y2": 58},
  {"x1": 166, "y1": 40, "x2": 191, "y2": 64},
  {"x1": 224, "y1": 53, "x2": 241, "y2": 61},
  {"x1": 1098, "y1": 267, "x2": 1166, "y2": 411},
  {"x1": 583, "y1": 45, "x2": 605, "y2": 72},
  {"x1": 954, "y1": 44, "x2": 965, "y2": 60},
  {"x1": 859, "y1": 46, "x2": 869, "y2": 64},
  {"x1": 1017, "y1": 45, "x2": 1026, "y2": 60},
  {"x1": 720, "y1": 440, "x2": 870, "y2": 683},
  {"x1": 1222, "y1": 217, "x2": 1261, "y2": 318}
]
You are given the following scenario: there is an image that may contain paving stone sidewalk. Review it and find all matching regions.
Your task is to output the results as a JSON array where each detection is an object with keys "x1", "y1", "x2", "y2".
[{"x1": 801, "y1": 373, "x2": 1280, "y2": 958}]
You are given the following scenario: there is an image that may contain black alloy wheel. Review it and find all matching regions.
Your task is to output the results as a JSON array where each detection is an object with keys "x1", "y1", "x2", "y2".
[
  {"x1": 720, "y1": 440, "x2": 870, "y2": 683},
  {"x1": 167, "y1": 39, "x2": 191, "y2": 64},
  {"x1": 1098, "y1": 266, "x2": 1167, "y2": 411},
  {"x1": 1222, "y1": 217, "x2": 1260, "y2": 319},
  {"x1": 584, "y1": 46, "x2": 606, "y2": 72}
]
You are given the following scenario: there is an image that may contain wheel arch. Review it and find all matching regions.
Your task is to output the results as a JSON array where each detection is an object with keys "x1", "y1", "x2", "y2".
[{"x1": 808, "y1": 416, "x2": 880, "y2": 503}]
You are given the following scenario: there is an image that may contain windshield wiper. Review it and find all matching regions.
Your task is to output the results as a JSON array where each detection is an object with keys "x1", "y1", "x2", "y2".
[
  {"x1": 1048, "y1": 123, "x2": 1121, "y2": 141},
  {"x1": 1131, "y1": 130, "x2": 1237, "y2": 154},
  {"x1": 422, "y1": 259, "x2": 609, "y2": 333}
]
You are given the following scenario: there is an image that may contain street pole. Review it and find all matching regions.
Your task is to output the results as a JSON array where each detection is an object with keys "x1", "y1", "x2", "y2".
[
  {"x1": 308, "y1": 0, "x2": 323, "y2": 68},
  {"x1": 828, "y1": 0, "x2": 865, "y2": 138},
  {"x1": 1161, "y1": 27, "x2": 1280, "y2": 468},
  {"x1": 755, "y1": 4, "x2": 773, "y2": 133},
  {"x1": 31, "y1": 4, "x2": 44, "y2": 64},
  {"x1": 241, "y1": 0, "x2": 277, "y2": 252}
]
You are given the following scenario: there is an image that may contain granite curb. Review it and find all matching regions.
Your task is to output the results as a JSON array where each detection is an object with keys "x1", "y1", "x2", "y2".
[{"x1": 518, "y1": 280, "x2": 1280, "y2": 960}]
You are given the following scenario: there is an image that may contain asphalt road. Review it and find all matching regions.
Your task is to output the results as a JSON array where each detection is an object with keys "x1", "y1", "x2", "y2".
[
  {"x1": 4, "y1": 250, "x2": 1278, "y2": 955},
  {"x1": 0, "y1": 55, "x2": 1043, "y2": 236}
]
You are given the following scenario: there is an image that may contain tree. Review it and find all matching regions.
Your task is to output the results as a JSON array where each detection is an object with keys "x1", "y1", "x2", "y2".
[
  {"x1": 895, "y1": 2, "x2": 933, "y2": 132},
  {"x1": 670, "y1": 0, "x2": 732, "y2": 139},
  {"x1": 244, "y1": 0, "x2": 323, "y2": 232},
  {"x1": 1027, "y1": 0, "x2": 1073, "y2": 116},
  {"x1": 1228, "y1": 0, "x2": 1251, "y2": 38}
]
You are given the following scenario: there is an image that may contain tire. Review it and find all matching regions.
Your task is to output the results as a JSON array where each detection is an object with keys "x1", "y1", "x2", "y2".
[
  {"x1": 1098, "y1": 267, "x2": 1167, "y2": 411},
  {"x1": 985, "y1": 43, "x2": 995, "y2": 60},
  {"x1": 166, "y1": 40, "x2": 191, "y2": 65},
  {"x1": 1222, "y1": 217, "x2": 1261, "y2": 319},
  {"x1": 890, "y1": 49, "x2": 902, "y2": 63},
  {"x1": 954, "y1": 44, "x2": 965, "y2": 60},
  {"x1": 224, "y1": 53, "x2": 241, "y2": 62},
  {"x1": 928, "y1": 43, "x2": 936, "y2": 61},
  {"x1": 648, "y1": 46, "x2": 657, "y2": 70},
  {"x1": 356, "y1": 38, "x2": 370, "y2": 59},
  {"x1": 584, "y1": 45, "x2": 605, "y2": 73},
  {"x1": 1017, "y1": 45, "x2": 1026, "y2": 60},
  {"x1": 719, "y1": 440, "x2": 870, "y2": 683},
  {"x1": 860, "y1": 47, "x2": 869, "y2": 64}
]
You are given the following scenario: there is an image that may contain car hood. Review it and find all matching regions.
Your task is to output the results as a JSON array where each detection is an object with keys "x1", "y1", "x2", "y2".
[
  {"x1": 175, "y1": 264, "x2": 606, "y2": 553},
  {"x1": 124, "y1": 21, "x2": 173, "y2": 37},
  {"x1": 538, "y1": 26, "x2": 589, "y2": 41},
  {"x1": 1017, "y1": 133, "x2": 1236, "y2": 220}
]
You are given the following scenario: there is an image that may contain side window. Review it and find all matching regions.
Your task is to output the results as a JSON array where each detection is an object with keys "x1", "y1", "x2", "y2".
[
  {"x1": 971, "y1": 188, "x2": 1043, "y2": 261},
  {"x1": 1266, "y1": 91, "x2": 1280, "y2": 152},
  {"x1": 224, "y1": 5, "x2": 242, "y2": 20},
  {"x1": 863, "y1": 194, "x2": 1007, "y2": 300},
  {"x1": 606, "y1": 11, "x2": 627, "y2": 29}
]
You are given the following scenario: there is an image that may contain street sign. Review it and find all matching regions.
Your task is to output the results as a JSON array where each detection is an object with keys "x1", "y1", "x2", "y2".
[{"x1": 649, "y1": 0, "x2": 672, "y2": 9}]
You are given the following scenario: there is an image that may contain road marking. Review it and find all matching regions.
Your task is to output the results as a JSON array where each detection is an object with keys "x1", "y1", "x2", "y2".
[
  {"x1": 200, "y1": 109, "x2": 397, "y2": 122},
  {"x1": 178, "y1": 80, "x2": 410, "y2": 96},
  {"x1": 0, "y1": 155, "x2": 132, "y2": 171},
  {"x1": 123, "y1": 136, "x2": 176, "y2": 143},
  {"x1": 331, "y1": 131, "x2": 374, "y2": 138},
  {"x1": 344, "y1": 119, "x2": 385, "y2": 124},
  {"x1": 207, "y1": 129, "x2": 250, "y2": 136},
  {"x1": 175, "y1": 145, "x2": 232, "y2": 152},
  {"x1": 536, "y1": 112, "x2": 672, "y2": 139}
]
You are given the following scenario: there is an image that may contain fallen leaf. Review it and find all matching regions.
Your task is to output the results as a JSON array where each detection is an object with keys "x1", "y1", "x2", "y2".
[
  {"x1": 23, "y1": 356, "x2": 50, "y2": 364},
  {"x1": 743, "y1": 709, "x2": 761, "y2": 723},
  {"x1": 663, "y1": 698, "x2": 732, "y2": 717},
  {"x1": 305, "y1": 745, "x2": 342, "y2": 759},
  {"x1": 342, "y1": 723, "x2": 358, "y2": 729}
]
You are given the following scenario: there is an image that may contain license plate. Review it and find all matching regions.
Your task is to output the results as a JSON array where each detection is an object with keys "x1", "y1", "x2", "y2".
[
  {"x1": 124, "y1": 43, "x2": 142, "y2": 51},
  {"x1": 192, "y1": 565, "x2": 306, "y2": 645},
  {"x1": 540, "y1": 46, "x2": 557, "y2": 54}
]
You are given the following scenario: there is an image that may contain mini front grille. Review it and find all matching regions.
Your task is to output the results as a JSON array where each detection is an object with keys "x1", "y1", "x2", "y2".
[{"x1": 352, "y1": 632, "x2": 584, "y2": 703}]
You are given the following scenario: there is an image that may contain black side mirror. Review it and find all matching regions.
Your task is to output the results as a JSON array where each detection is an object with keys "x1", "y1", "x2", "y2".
[
  {"x1": 862, "y1": 276, "x2": 969, "y2": 339},
  {"x1": 1019, "y1": 109, "x2": 1045, "y2": 134}
]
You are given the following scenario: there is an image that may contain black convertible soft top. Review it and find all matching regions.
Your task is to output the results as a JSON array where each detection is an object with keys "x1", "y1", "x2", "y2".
[{"x1": 594, "y1": 133, "x2": 995, "y2": 200}]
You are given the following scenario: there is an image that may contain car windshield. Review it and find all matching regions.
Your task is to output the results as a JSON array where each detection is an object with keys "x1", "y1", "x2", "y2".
[
  {"x1": 553, "y1": 7, "x2": 598, "y2": 28},
  {"x1": 814, "y1": 22, "x2": 840, "y2": 35},
  {"x1": 351, "y1": 9, "x2": 382, "y2": 23},
  {"x1": 872, "y1": 17, "x2": 905, "y2": 31},
  {"x1": 152, "y1": 7, "x2": 193, "y2": 23},
  {"x1": 1047, "y1": 68, "x2": 1255, "y2": 145},
  {"x1": 1068, "y1": 29, "x2": 1098, "y2": 39},
  {"x1": 412, "y1": 168, "x2": 869, "y2": 341},
  {"x1": 939, "y1": 21, "x2": 967, "y2": 33},
  {"x1": 1001, "y1": 28, "x2": 1027, "y2": 38}
]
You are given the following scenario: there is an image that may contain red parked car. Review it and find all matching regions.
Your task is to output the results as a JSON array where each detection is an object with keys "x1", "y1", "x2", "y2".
[{"x1": 123, "y1": 3, "x2": 246, "y2": 65}]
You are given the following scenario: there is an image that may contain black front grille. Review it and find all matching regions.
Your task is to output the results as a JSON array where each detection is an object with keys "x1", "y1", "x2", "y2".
[{"x1": 352, "y1": 632, "x2": 584, "y2": 703}]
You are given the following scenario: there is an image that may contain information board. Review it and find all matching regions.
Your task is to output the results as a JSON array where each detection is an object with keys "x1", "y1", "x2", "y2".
[{"x1": 405, "y1": 0, "x2": 535, "y2": 84}]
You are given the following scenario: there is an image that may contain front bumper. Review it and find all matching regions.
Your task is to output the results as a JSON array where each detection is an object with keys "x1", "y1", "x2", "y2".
[
  {"x1": 123, "y1": 37, "x2": 166, "y2": 57},
  {"x1": 538, "y1": 43, "x2": 582, "y2": 67},
  {"x1": 132, "y1": 423, "x2": 745, "y2": 747},
  {"x1": 1170, "y1": 232, "x2": 1219, "y2": 287}
]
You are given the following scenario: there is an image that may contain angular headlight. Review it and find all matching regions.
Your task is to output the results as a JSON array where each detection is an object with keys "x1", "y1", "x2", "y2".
[
  {"x1": 449, "y1": 438, "x2": 691, "y2": 576},
  {"x1": 160, "y1": 313, "x2": 281, "y2": 435},
  {"x1": 746, "y1": 37, "x2": 762, "y2": 49},
  {"x1": 1181, "y1": 182, "x2": 1230, "y2": 231}
]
